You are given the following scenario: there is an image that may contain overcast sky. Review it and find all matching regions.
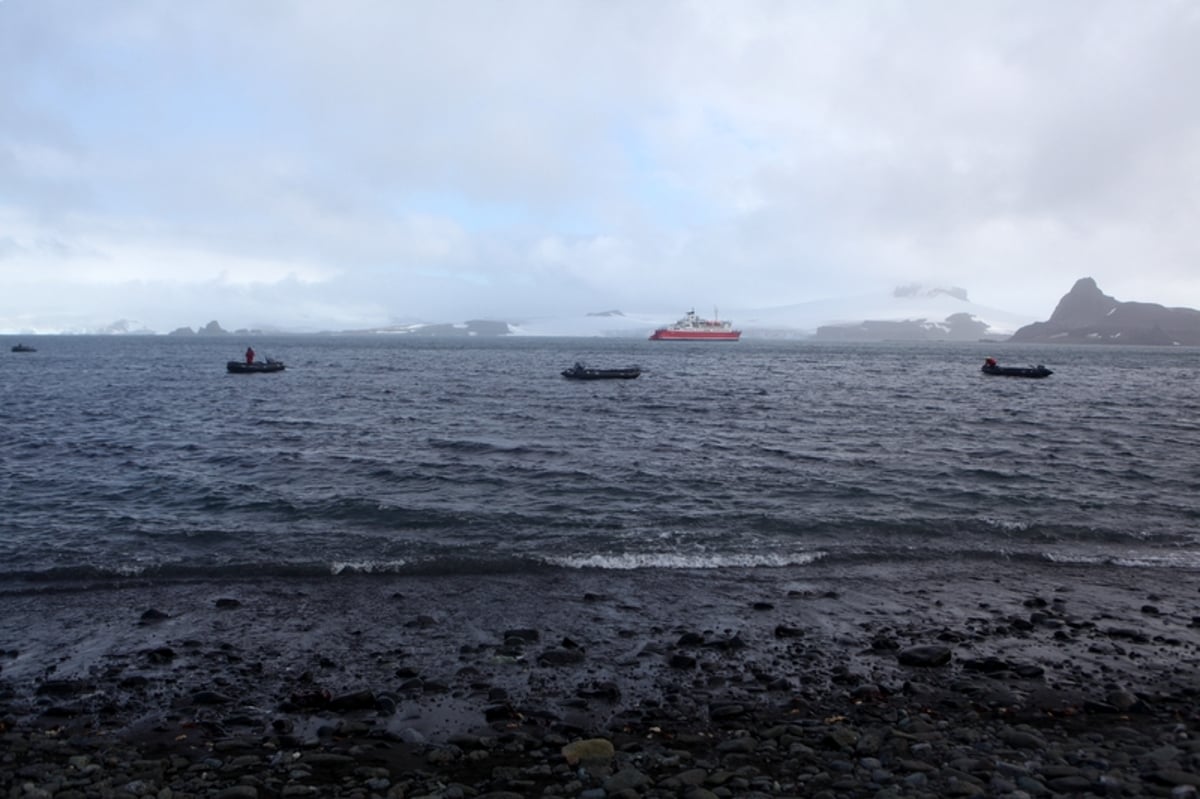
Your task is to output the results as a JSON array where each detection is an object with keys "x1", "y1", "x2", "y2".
[{"x1": 2, "y1": 1, "x2": 1198, "y2": 332}]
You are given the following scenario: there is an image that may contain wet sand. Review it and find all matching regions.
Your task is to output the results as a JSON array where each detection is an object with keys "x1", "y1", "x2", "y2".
[{"x1": 3, "y1": 561, "x2": 1200, "y2": 796}]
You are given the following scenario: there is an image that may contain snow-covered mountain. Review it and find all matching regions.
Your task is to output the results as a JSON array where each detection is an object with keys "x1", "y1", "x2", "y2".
[
  {"x1": 508, "y1": 310, "x2": 669, "y2": 338},
  {"x1": 509, "y1": 286, "x2": 1036, "y2": 339}
]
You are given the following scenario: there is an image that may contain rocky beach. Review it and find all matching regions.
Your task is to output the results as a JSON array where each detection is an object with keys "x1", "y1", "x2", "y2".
[{"x1": 3, "y1": 561, "x2": 1200, "y2": 798}]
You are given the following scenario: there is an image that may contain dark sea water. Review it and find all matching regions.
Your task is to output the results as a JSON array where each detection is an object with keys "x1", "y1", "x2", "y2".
[{"x1": 2, "y1": 335, "x2": 1198, "y2": 589}]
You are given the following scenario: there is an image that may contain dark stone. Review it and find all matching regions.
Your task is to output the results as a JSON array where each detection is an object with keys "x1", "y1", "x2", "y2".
[
  {"x1": 1047, "y1": 775, "x2": 1095, "y2": 793},
  {"x1": 222, "y1": 714, "x2": 258, "y2": 727},
  {"x1": 140, "y1": 608, "x2": 169, "y2": 623},
  {"x1": 289, "y1": 688, "x2": 332, "y2": 708},
  {"x1": 669, "y1": 654, "x2": 697, "y2": 669},
  {"x1": 1002, "y1": 729, "x2": 1047, "y2": 749},
  {"x1": 503, "y1": 628, "x2": 540, "y2": 643},
  {"x1": 850, "y1": 684, "x2": 886, "y2": 701},
  {"x1": 831, "y1": 667, "x2": 862, "y2": 686},
  {"x1": 1146, "y1": 769, "x2": 1200, "y2": 787},
  {"x1": 709, "y1": 703, "x2": 746, "y2": 720},
  {"x1": 192, "y1": 690, "x2": 233, "y2": 705},
  {"x1": 215, "y1": 598, "x2": 242, "y2": 609},
  {"x1": 328, "y1": 689, "x2": 376, "y2": 711},
  {"x1": 447, "y1": 733, "x2": 484, "y2": 749},
  {"x1": 143, "y1": 646, "x2": 176, "y2": 663},
  {"x1": 577, "y1": 680, "x2": 621, "y2": 701},
  {"x1": 1104, "y1": 628, "x2": 1150, "y2": 644},
  {"x1": 301, "y1": 752, "x2": 356, "y2": 769},
  {"x1": 35, "y1": 680, "x2": 91, "y2": 697},
  {"x1": 704, "y1": 634, "x2": 746, "y2": 651},
  {"x1": 537, "y1": 648, "x2": 585, "y2": 666},
  {"x1": 774, "y1": 625, "x2": 805, "y2": 638},
  {"x1": 484, "y1": 702, "x2": 520, "y2": 722},
  {"x1": 898, "y1": 645, "x2": 952, "y2": 667}
]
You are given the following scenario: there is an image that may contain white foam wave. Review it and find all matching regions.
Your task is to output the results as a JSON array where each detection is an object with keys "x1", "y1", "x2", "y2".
[
  {"x1": 1043, "y1": 551, "x2": 1200, "y2": 569},
  {"x1": 111, "y1": 563, "x2": 148, "y2": 577},
  {"x1": 330, "y1": 559, "x2": 410, "y2": 575},
  {"x1": 979, "y1": 517, "x2": 1032, "y2": 532},
  {"x1": 544, "y1": 551, "x2": 827, "y2": 571}
]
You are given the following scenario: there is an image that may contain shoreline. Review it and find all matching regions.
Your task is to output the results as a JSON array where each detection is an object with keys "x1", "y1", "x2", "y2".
[{"x1": 3, "y1": 561, "x2": 1200, "y2": 796}]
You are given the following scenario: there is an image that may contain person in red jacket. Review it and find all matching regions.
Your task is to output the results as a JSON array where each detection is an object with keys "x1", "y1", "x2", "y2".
[{"x1": 245, "y1": 346, "x2": 255, "y2": 365}]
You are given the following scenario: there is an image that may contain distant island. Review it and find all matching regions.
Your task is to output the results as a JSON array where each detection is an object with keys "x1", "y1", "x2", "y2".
[
  {"x1": 1009, "y1": 277, "x2": 1200, "y2": 346},
  {"x1": 813, "y1": 312, "x2": 996, "y2": 343},
  {"x1": 375, "y1": 320, "x2": 511, "y2": 337},
  {"x1": 807, "y1": 285, "x2": 1010, "y2": 342},
  {"x1": 20, "y1": 280, "x2": 1199, "y2": 342},
  {"x1": 168, "y1": 320, "x2": 267, "y2": 336},
  {"x1": 162, "y1": 318, "x2": 513, "y2": 338}
]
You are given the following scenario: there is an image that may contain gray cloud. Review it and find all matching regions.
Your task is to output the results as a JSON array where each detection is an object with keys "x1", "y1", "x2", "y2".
[{"x1": 1, "y1": 0, "x2": 1198, "y2": 331}]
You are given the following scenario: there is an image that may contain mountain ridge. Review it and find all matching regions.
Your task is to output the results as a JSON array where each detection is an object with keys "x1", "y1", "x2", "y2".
[
  {"x1": 1009, "y1": 278, "x2": 1200, "y2": 346},
  {"x1": 19, "y1": 281, "x2": 1200, "y2": 342}
]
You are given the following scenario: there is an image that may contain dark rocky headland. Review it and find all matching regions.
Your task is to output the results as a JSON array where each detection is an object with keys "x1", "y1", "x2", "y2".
[
  {"x1": 1010, "y1": 277, "x2": 1200, "y2": 346},
  {"x1": 2, "y1": 562, "x2": 1199, "y2": 798}
]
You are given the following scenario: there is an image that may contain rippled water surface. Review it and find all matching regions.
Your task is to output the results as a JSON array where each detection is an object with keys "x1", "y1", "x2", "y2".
[{"x1": 2, "y1": 335, "x2": 1198, "y2": 585}]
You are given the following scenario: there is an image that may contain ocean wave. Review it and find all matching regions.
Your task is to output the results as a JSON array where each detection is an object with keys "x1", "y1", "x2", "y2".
[
  {"x1": 1043, "y1": 551, "x2": 1200, "y2": 569},
  {"x1": 329, "y1": 559, "x2": 410, "y2": 575},
  {"x1": 544, "y1": 551, "x2": 828, "y2": 570},
  {"x1": 0, "y1": 554, "x2": 564, "y2": 592}
]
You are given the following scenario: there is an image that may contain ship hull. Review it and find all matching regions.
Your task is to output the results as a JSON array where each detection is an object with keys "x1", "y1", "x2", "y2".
[
  {"x1": 649, "y1": 330, "x2": 741, "y2": 341},
  {"x1": 650, "y1": 307, "x2": 741, "y2": 340}
]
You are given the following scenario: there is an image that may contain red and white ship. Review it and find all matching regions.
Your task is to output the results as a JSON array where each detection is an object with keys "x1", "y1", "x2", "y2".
[{"x1": 649, "y1": 308, "x2": 741, "y2": 341}]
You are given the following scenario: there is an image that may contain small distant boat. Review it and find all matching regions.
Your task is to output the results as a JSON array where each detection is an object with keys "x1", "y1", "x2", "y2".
[
  {"x1": 981, "y1": 358, "x2": 1052, "y2": 379},
  {"x1": 227, "y1": 359, "x2": 285, "y2": 374},
  {"x1": 649, "y1": 308, "x2": 741, "y2": 341},
  {"x1": 11, "y1": 344, "x2": 36, "y2": 353},
  {"x1": 562, "y1": 362, "x2": 641, "y2": 380}
]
